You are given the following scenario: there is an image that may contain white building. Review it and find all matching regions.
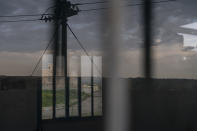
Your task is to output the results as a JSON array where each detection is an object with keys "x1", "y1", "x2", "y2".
[{"x1": 178, "y1": 22, "x2": 197, "y2": 51}]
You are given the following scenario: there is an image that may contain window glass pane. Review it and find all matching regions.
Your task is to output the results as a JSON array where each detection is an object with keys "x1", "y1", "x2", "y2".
[
  {"x1": 69, "y1": 77, "x2": 78, "y2": 116},
  {"x1": 153, "y1": 0, "x2": 197, "y2": 79},
  {"x1": 81, "y1": 56, "x2": 91, "y2": 116},
  {"x1": 42, "y1": 54, "x2": 53, "y2": 119},
  {"x1": 93, "y1": 56, "x2": 102, "y2": 116}
]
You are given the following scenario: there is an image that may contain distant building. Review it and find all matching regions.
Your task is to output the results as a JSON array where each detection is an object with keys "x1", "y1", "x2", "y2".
[
  {"x1": 42, "y1": 54, "x2": 102, "y2": 90},
  {"x1": 42, "y1": 64, "x2": 53, "y2": 76},
  {"x1": 178, "y1": 22, "x2": 197, "y2": 51}
]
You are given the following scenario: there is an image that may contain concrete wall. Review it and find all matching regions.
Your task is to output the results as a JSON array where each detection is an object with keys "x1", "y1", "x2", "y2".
[
  {"x1": 131, "y1": 78, "x2": 197, "y2": 131},
  {"x1": 42, "y1": 78, "x2": 197, "y2": 131},
  {"x1": 42, "y1": 118, "x2": 103, "y2": 131},
  {"x1": 2, "y1": 77, "x2": 197, "y2": 131},
  {"x1": 0, "y1": 76, "x2": 40, "y2": 131}
]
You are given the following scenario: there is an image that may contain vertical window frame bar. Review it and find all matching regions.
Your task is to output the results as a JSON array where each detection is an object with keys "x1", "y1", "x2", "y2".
[
  {"x1": 143, "y1": 0, "x2": 153, "y2": 79},
  {"x1": 91, "y1": 56, "x2": 94, "y2": 116},
  {"x1": 66, "y1": 77, "x2": 70, "y2": 117},
  {"x1": 78, "y1": 77, "x2": 82, "y2": 117}
]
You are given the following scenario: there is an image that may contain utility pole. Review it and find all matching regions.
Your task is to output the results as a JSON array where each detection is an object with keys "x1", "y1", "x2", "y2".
[
  {"x1": 41, "y1": 0, "x2": 79, "y2": 119},
  {"x1": 61, "y1": 0, "x2": 69, "y2": 118}
]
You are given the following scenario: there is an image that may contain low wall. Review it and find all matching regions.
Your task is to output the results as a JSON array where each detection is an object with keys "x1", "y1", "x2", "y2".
[
  {"x1": 131, "y1": 78, "x2": 197, "y2": 131},
  {"x1": 42, "y1": 117, "x2": 103, "y2": 131},
  {"x1": 1, "y1": 77, "x2": 197, "y2": 131},
  {"x1": 0, "y1": 76, "x2": 41, "y2": 131}
]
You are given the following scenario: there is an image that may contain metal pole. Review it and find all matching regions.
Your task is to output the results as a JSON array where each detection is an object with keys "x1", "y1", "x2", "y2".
[
  {"x1": 52, "y1": 0, "x2": 61, "y2": 118},
  {"x1": 61, "y1": 0, "x2": 69, "y2": 118}
]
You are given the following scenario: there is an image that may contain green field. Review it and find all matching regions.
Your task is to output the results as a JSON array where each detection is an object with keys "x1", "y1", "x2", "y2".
[{"x1": 42, "y1": 89, "x2": 90, "y2": 107}]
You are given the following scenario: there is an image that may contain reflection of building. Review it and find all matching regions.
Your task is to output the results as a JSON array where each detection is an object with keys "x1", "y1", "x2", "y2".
[
  {"x1": 42, "y1": 54, "x2": 102, "y2": 90},
  {"x1": 42, "y1": 55, "x2": 102, "y2": 77},
  {"x1": 178, "y1": 22, "x2": 197, "y2": 51},
  {"x1": 42, "y1": 64, "x2": 53, "y2": 76}
]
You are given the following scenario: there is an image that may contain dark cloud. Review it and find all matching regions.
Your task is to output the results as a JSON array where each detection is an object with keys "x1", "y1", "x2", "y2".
[
  {"x1": 0, "y1": 0, "x2": 196, "y2": 52},
  {"x1": 1, "y1": 0, "x2": 197, "y2": 77},
  {"x1": 0, "y1": 0, "x2": 52, "y2": 52}
]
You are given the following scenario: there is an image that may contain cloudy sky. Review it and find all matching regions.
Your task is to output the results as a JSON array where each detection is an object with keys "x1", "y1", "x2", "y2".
[{"x1": 0, "y1": 0, "x2": 197, "y2": 79}]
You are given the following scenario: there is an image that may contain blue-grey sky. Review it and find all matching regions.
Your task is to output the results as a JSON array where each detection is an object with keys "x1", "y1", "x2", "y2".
[{"x1": 1, "y1": 0, "x2": 197, "y2": 78}]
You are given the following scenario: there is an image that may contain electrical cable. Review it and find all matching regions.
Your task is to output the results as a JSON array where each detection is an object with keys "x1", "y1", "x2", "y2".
[
  {"x1": 0, "y1": 6, "x2": 54, "y2": 18},
  {"x1": 0, "y1": 14, "x2": 45, "y2": 18},
  {"x1": 80, "y1": 0, "x2": 176, "y2": 12},
  {"x1": 30, "y1": 32, "x2": 56, "y2": 76},
  {"x1": 0, "y1": 19, "x2": 40, "y2": 23},
  {"x1": 67, "y1": 23, "x2": 102, "y2": 75},
  {"x1": 75, "y1": 1, "x2": 107, "y2": 5}
]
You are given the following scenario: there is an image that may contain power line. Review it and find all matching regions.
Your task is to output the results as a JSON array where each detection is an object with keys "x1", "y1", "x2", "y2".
[
  {"x1": 67, "y1": 23, "x2": 102, "y2": 75},
  {"x1": 30, "y1": 32, "x2": 56, "y2": 76},
  {"x1": 0, "y1": 0, "x2": 175, "y2": 18},
  {"x1": 0, "y1": 7, "x2": 53, "y2": 22},
  {"x1": 127, "y1": 0, "x2": 176, "y2": 6},
  {"x1": 0, "y1": 6, "x2": 54, "y2": 22},
  {"x1": 0, "y1": 19, "x2": 40, "y2": 23},
  {"x1": 75, "y1": 1, "x2": 107, "y2": 5},
  {"x1": 0, "y1": 5, "x2": 54, "y2": 18},
  {"x1": 80, "y1": 0, "x2": 176, "y2": 12},
  {"x1": 74, "y1": 0, "x2": 135, "y2": 5},
  {"x1": 42, "y1": 6, "x2": 56, "y2": 15},
  {"x1": 0, "y1": 8, "x2": 53, "y2": 18},
  {"x1": 80, "y1": 7, "x2": 108, "y2": 12},
  {"x1": 0, "y1": 14, "x2": 46, "y2": 18}
]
